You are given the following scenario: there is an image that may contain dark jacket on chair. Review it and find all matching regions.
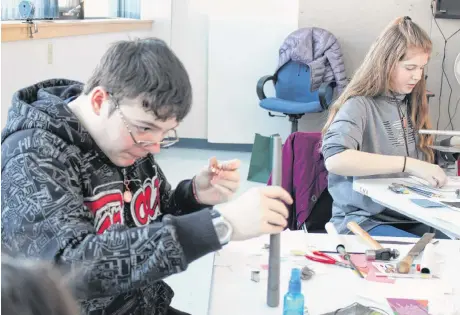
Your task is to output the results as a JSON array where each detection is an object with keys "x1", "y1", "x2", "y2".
[{"x1": 269, "y1": 132, "x2": 329, "y2": 230}]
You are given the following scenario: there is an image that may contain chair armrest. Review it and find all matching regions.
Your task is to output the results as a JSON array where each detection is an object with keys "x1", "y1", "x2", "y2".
[
  {"x1": 319, "y1": 81, "x2": 337, "y2": 110},
  {"x1": 256, "y1": 75, "x2": 276, "y2": 100}
]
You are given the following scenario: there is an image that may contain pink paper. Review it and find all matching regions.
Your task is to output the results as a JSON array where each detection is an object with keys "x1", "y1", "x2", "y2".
[
  {"x1": 366, "y1": 265, "x2": 395, "y2": 284},
  {"x1": 348, "y1": 254, "x2": 395, "y2": 284},
  {"x1": 350, "y1": 253, "x2": 369, "y2": 268},
  {"x1": 387, "y1": 298, "x2": 429, "y2": 315}
]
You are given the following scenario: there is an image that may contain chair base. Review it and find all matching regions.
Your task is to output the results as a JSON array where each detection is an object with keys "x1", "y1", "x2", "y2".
[{"x1": 289, "y1": 114, "x2": 304, "y2": 133}]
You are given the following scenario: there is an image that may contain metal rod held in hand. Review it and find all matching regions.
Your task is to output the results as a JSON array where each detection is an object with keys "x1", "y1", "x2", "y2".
[{"x1": 267, "y1": 134, "x2": 282, "y2": 307}]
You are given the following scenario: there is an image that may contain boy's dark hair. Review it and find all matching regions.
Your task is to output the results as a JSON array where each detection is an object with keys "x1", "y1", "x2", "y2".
[
  {"x1": 84, "y1": 37, "x2": 192, "y2": 122},
  {"x1": 1, "y1": 255, "x2": 79, "y2": 315}
]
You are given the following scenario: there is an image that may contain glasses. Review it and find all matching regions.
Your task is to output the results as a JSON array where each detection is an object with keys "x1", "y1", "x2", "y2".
[{"x1": 112, "y1": 97, "x2": 179, "y2": 148}]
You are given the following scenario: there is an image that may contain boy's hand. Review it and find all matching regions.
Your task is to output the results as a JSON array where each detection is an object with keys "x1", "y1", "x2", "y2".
[
  {"x1": 214, "y1": 186, "x2": 293, "y2": 241},
  {"x1": 193, "y1": 157, "x2": 241, "y2": 205}
]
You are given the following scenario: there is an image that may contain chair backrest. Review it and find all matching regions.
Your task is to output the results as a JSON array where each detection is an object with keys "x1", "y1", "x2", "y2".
[{"x1": 275, "y1": 60, "x2": 319, "y2": 103}]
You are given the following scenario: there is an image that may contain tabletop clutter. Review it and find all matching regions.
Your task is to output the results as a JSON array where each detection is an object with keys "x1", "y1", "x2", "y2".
[
  {"x1": 233, "y1": 134, "x2": 459, "y2": 314},
  {"x1": 244, "y1": 221, "x2": 454, "y2": 315}
]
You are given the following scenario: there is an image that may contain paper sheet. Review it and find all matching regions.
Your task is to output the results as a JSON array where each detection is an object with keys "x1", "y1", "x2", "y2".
[{"x1": 387, "y1": 298, "x2": 429, "y2": 315}]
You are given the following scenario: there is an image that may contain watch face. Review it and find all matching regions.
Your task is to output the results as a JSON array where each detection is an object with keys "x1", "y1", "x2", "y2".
[{"x1": 216, "y1": 222, "x2": 229, "y2": 238}]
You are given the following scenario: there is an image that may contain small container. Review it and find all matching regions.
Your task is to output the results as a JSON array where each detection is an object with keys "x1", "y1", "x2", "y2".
[{"x1": 283, "y1": 268, "x2": 305, "y2": 315}]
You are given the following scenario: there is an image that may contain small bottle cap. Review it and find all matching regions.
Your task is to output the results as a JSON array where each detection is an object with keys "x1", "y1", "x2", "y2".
[
  {"x1": 289, "y1": 268, "x2": 301, "y2": 293},
  {"x1": 292, "y1": 268, "x2": 301, "y2": 279}
]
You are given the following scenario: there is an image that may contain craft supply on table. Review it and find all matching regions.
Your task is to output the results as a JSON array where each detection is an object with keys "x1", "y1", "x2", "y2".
[
  {"x1": 397, "y1": 233, "x2": 435, "y2": 274},
  {"x1": 251, "y1": 270, "x2": 260, "y2": 282},
  {"x1": 348, "y1": 254, "x2": 395, "y2": 284},
  {"x1": 388, "y1": 183, "x2": 409, "y2": 194},
  {"x1": 325, "y1": 222, "x2": 365, "y2": 278},
  {"x1": 300, "y1": 266, "x2": 315, "y2": 281},
  {"x1": 420, "y1": 243, "x2": 435, "y2": 275},
  {"x1": 365, "y1": 248, "x2": 400, "y2": 261},
  {"x1": 386, "y1": 298, "x2": 429, "y2": 315},
  {"x1": 390, "y1": 183, "x2": 443, "y2": 198},
  {"x1": 346, "y1": 221, "x2": 400, "y2": 262},
  {"x1": 372, "y1": 262, "x2": 433, "y2": 279},
  {"x1": 320, "y1": 302, "x2": 389, "y2": 315},
  {"x1": 305, "y1": 251, "x2": 352, "y2": 269},
  {"x1": 410, "y1": 199, "x2": 446, "y2": 208}
]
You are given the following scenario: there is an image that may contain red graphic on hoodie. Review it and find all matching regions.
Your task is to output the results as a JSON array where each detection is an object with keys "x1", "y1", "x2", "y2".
[
  {"x1": 85, "y1": 175, "x2": 161, "y2": 234},
  {"x1": 131, "y1": 176, "x2": 161, "y2": 226},
  {"x1": 85, "y1": 190, "x2": 124, "y2": 234}
]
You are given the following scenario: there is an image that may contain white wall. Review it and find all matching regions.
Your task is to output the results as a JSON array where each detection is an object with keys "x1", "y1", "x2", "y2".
[
  {"x1": 297, "y1": 0, "x2": 460, "y2": 133},
  {"x1": 206, "y1": 0, "x2": 299, "y2": 144},
  {"x1": 170, "y1": 0, "x2": 210, "y2": 139}
]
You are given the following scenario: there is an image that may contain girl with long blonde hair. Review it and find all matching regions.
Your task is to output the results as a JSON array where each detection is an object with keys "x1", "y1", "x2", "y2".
[{"x1": 321, "y1": 16, "x2": 448, "y2": 237}]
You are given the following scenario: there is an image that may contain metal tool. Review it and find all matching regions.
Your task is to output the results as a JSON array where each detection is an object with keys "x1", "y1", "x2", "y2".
[
  {"x1": 365, "y1": 248, "x2": 400, "y2": 261},
  {"x1": 347, "y1": 221, "x2": 400, "y2": 261},
  {"x1": 397, "y1": 233, "x2": 435, "y2": 274},
  {"x1": 267, "y1": 134, "x2": 282, "y2": 307},
  {"x1": 325, "y1": 222, "x2": 364, "y2": 279},
  {"x1": 305, "y1": 251, "x2": 353, "y2": 269}
]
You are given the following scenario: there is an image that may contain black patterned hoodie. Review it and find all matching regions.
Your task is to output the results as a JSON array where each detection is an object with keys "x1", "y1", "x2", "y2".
[{"x1": 1, "y1": 79, "x2": 221, "y2": 315}]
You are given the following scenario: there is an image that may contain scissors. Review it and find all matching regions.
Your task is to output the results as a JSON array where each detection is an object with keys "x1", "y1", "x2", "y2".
[{"x1": 305, "y1": 251, "x2": 352, "y2": 269}]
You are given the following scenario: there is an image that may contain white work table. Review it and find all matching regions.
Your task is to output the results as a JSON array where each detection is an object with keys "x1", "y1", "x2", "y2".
[
  {"x1": 353, "y1": 177, "x2": 460, "y2": 239},
  {"x1": 208, "y1": 231, "x2": 460, "y2": 315}
]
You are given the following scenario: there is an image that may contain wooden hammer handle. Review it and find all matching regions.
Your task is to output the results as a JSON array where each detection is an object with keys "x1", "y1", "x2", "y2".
[
  {"x1": 347, "y1": 221, "x2": 384, "y2": 250},
  {"x1": 397, "y1": 255, "x2": 414, "y2": 274}
]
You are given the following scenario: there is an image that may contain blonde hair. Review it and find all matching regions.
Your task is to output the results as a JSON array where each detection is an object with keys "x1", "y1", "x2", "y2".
[{"x1": 322, "y1": 17, "x2": 434, "y2": 162}]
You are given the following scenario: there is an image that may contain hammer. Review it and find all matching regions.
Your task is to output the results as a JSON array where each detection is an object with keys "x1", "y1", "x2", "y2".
[{"x1": 347, "y1": 222, "x2": 399, "y2": 261}]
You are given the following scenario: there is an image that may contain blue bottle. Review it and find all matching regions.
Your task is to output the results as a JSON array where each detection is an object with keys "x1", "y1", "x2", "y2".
[{"x1": 283, "y1": 268, "x2": 305, "y2": 315}]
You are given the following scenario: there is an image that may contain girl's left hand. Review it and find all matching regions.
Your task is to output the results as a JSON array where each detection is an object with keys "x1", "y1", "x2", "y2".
[{"x1": 193, "y1": 157, "x2": 241, "y2": 205}]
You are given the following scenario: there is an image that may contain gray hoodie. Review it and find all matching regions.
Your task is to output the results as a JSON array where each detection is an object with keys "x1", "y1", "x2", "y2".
[{"x1": 322, "y1": 93, "x2": 422, "y2": 233}]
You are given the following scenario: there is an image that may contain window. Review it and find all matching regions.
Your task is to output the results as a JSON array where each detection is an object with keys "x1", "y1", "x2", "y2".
[
  {"x1": 1, "y1": 0, "x2": 141, "y2": 21},
  {"x1": 1, "y1": 0, "x2": 151, "y2": 42}
]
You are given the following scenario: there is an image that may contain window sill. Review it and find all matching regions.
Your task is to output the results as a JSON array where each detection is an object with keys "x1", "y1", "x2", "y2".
[{"x1": 1, "y1": 18, "x2": 154, "y2": 42}]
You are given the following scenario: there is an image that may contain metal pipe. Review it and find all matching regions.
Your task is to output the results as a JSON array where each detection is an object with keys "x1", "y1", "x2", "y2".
[{"x1": 267, "y1": 134, "x2": 282, "y2": 307}]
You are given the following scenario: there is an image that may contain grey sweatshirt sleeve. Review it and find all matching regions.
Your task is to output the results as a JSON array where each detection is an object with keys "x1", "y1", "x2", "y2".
[
  {"x1": 322, "y1": 97, "x2": 368, "y2": 160},
  {"x1": 1, "y1": 151, "x2": 221, "y2": 300}
]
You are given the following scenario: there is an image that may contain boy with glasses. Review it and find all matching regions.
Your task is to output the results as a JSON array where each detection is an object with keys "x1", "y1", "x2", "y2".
[{"x1": 1, "y1": 38, "x2": 292, "y2": 315}]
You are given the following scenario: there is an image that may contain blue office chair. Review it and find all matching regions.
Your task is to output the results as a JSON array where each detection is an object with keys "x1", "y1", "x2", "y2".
[{"x1": 257, "y1": 61, "x2": 336, "y2": 133}]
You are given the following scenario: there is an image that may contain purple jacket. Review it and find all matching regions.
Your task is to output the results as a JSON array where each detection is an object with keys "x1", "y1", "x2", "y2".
[
  {"x1": 268, "y1": 132, "x2": 328, "y2": 230},
  {"x1": 276, "y1": 27, "x2": 347, "y2": 93}
]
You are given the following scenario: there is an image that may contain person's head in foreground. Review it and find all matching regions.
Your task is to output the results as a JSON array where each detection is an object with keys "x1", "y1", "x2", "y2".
[
  {"x1": 1, "y1": 255, "x2": 79, "y2": 315},
  {"x1": 69, "y1": 37, "x2": 192, "y2": 167},
  {"x1": 323, "y1": 16, "x2": 434, "y2": 162}
]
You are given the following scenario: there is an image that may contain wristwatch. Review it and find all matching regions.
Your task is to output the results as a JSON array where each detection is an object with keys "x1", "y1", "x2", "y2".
[{"x1": 210, "y1": 209, "x2": 233, "y2": 245}]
